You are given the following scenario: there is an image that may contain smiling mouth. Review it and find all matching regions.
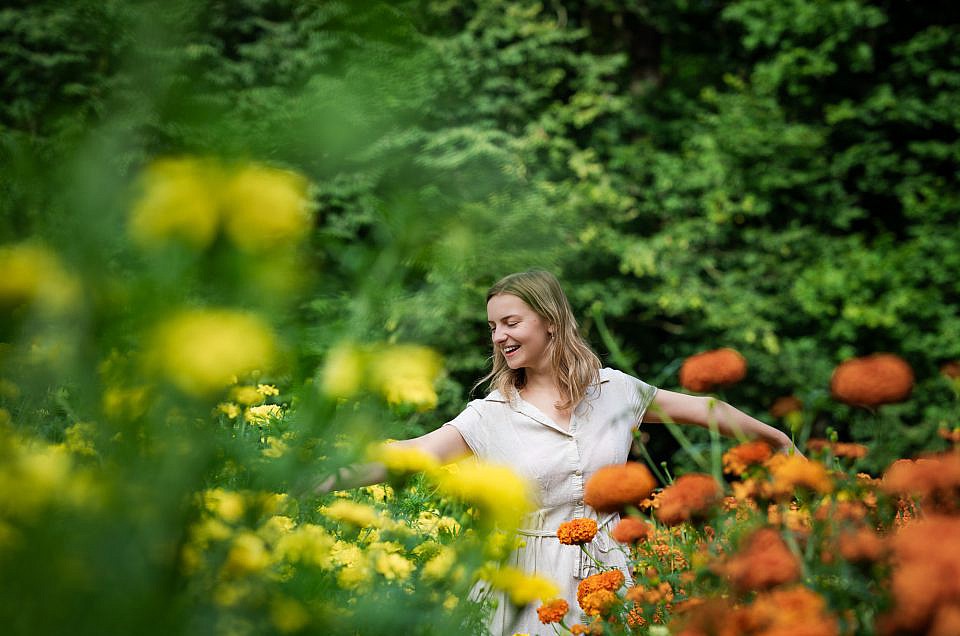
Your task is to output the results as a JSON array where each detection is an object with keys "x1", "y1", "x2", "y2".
[{"x1": 503, "y1": 345, "x2": 520, "y2": 355}]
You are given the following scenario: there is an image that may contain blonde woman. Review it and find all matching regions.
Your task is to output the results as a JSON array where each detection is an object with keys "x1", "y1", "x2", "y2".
[{"x1": 328, "y1": 270, "x2": 794, "y2": 635}]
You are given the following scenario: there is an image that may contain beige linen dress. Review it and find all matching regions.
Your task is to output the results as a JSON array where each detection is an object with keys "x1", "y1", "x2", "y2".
[{"x1": 444, "y1": 368, "x2": 658, "y2": 636}]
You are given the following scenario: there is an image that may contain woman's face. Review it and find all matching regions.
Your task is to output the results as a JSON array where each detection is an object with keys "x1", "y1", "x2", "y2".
[{"x1": 486, "y1": 293, "x2": 553, "y2": 372}]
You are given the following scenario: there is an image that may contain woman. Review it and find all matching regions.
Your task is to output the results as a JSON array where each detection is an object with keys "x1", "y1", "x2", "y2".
[{"x1": 328, "y1": 270, "x2": 794, "y2": 635}]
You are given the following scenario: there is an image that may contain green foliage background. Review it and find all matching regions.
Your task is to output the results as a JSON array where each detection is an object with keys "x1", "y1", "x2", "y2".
[{"x1": 1, "y1": 0, "x2": 959, "y2": 632}]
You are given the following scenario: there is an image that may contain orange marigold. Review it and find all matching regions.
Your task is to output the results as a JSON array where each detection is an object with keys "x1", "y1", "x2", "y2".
[
  {"x1": 940, "y1": 360, "x2": 960, "y2": 379},
  {"x1": 769, "y1": 395, "x2": 803, "y2": 418},
  {"x1": 938, "y1": 427, "x2": 960, "y2": 444},
  {"x1": 838, "y1": 527, "x2": 886, "y2": 564},
  {"x1": 655, "y1": 473, "x2": 722, "y2": 526},
  {"x1": 830, "y1": 353, "x2": 914, "y2": 407},
  {"x1": 626, "y1": 582, "x2": 674, "y2": 606},
  {"x1": 577, "y1": 569, "x2": 625, "y2": 607},
  {"x1": 723, "y1": 440, "x2": 773, "y2": 476},
  {"x1": 746, "y1": 585, "x2": 839, "y2": 636},
  {"x1": 720, "y1": 527, "x2": 801, "y2": 593},
  {"x1": 679, "y1": 348, "x2": 747, "y2": 393},
  {"x1": 611, "y1": 517, "x2": 653, "y2": 544},
  {"x1": 670, "y1": 598, "x2": 744, "y2": 636},
  {"x1": 570, "y1": 621, "x2": 604, "y2": 635},
  {"x1": 536, "y1": 598, "x2": 569, "y2": 624},
  {"x1": 878, "y1": 515, "x2": 960, "y2": 634},
  {"x1": 766, "y1": 454, "x2": 833, "y2": 499},
  {"x1": 806, "y1": 438, "x2": 868, "y2": 459},
  {"x1": 580, "y1": 589, "x2": 618, "y2": 616},
  {"x1": 557, "y1": 518, "x2": 598, "y2": 545},
  {"x1": 881, "y1": 452, "x2": 960, "y2": 514},
  {"x1": 584, "y1": 462, "x2": 657, "y2": 513}
]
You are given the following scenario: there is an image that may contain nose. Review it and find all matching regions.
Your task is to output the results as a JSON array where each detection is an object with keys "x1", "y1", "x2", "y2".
[{"x1": 492, "y1": 327, "x2": 507, "y2": 344}]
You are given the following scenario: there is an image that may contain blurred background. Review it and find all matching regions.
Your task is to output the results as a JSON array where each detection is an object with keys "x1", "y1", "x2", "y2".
[{"x1": 1, "y1": 0, "x2": 958, "y2": 634}]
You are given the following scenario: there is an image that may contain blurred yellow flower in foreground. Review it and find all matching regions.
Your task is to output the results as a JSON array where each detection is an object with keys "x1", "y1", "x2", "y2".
[
  {"x1": 320, "y1": 500, "x2": 381, "y2": 528},
  {"x1": 370, "y1": 345, "x2": 442, "y2": 411},
  {"x1": 270, "y1": 597, "x2": 310, "y2": 633},
  {"x1": 320, "y1": 342, "x2": 443, "y2": 410},
  {"x1": 130, "y1": 157, "x2": 223, "y2": 249},
  {"x1": 222, "y1": 165, "x2": 311, "y2": 253},
  {"x1": 371, "y1": 443, "x2": 441, "y2": 475},
  {"x1": 434, "y1": 461, "x2": 534, "y2": 529},
  {"x1": 0, "y1": 242, "x2": 80, "y2": 314},
  {"x1": 204, "y1": 488, "x2": 246, "y2": 523},
  {"x1": 481, "y1": 565, "x2": 560, "y2": 606},
  {"x1": 223, "y1": 531, "x2": 271, "y2": 576},
  {"x1": 129, "y1": 157, "x2": 311, "y2": 252},
  {"x1": 319, "y1": 342, "x2": 365, "y2": 399},
  {"x1": 148, "y1": 309, "x2": 276, "y2": 396},
  {"x1": 275, "y1": 524, "x2": 334, "y2": 567}
]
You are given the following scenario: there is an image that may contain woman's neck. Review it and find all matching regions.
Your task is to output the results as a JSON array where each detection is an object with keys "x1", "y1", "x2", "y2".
[{"x1": 522, "y1": 367, "x2": 560, "y2": 395}]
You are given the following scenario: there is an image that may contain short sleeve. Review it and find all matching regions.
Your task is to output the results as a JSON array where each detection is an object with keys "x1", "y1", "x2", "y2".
[
  {"x1": 606, "y1": 369, "x2": 657, "y2": 428},
  {"x1": 442, "y1": 401, "x2": 487, "y2": 458}
]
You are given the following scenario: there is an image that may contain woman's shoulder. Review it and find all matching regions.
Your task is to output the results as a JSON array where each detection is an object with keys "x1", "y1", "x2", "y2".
[{"x1": 598, "y1": 367, "x2": 629, "y2": 383}]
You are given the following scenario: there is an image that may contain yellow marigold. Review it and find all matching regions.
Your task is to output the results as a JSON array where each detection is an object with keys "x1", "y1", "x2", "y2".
[
  {"x1": 0, "y1": 242, "x2": 80, "y2": 314},
  {"x1": 421, "y1": 545, "x2": 456, "y2": 581},
  {"x1": 217, "y1": 401, "x2": 241, "y2": 419},
  {"x1": 245, "y1": 404, "x2": 283, "y2": 426},
  {"x1": 830, "y1": 353, "x2": 914, "y2": 407},
  {"x1": 483, "y1": 565, "x2": 560, "y2": 606},
  {"x1": 580, "y1": 589, "x2": 618, "y2": 616},
  {"x1": 231, "y1": 385, "x2": 265, "y2": 406},
  {"x1": 679, "y1": 348, "x2": 747, "y2": 393},
  {"x1": 148, "y1": 309, "x2": 276, "y2": 396},
  {"x1": 433, "y1": 461, "x2": 533, "y2": 529},
  {"x1": 270, "y1": 597, "x2": 310, "y2": 634},
  {"x1": 655, "y1": 473, "x2": 722, "y2": 526},
  {"x1": 204, "y1": 488, "x2": 245, "y2": 522},
  {"x1": 374, "y1": 551, "x2": 415, "y2": 581},
  {"x1": 223, "y1": 531, "x2": 272, "y2": 576},
  {"x1": 577, "y1": 569, "x2": 625, "y2": 607},
  {"x1": 129, "y1": 157, "x2": 223, "y2": 249},
  {"x1": 611, "y1": 517, "x2": 653, "y2": 544},
  {"x1": 557, "y1": 518, "x2": 598, "y2": 545},
  {"x1": 319, "y1": 500, "x2": 381, "y2": 528},
  {"x1": 584, "y1": 462, "x2": 657, "y2": 513},
  {"x1": 319, "y1": 342, "x2": 366, "y2": 399},
  {"x1": 371, "y1": 443, "x2": 441, "y2": 475},
  {"x1": 723, "y1": 440, "x2": 773, "y2": 476},
  {"x1": 766, "y1": 455, "x2": 833, "y2": 499},
  {"x1": 369, "y1": 344, "x2": 443, "y2": 411},
  {"x1": 537, "y1": 598, "x2": 569, "y2": 624},
  {"x1": 221, "y1": 164, "x2": 311, "y2": 253},
  {"x1": 275, "y1": 523, "x2": 334, "y2": 567}
]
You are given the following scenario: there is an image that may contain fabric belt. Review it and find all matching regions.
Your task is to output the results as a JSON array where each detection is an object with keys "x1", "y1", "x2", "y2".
[{"x1": 516, "y1": 511, "x2": 620, "y2": 579}]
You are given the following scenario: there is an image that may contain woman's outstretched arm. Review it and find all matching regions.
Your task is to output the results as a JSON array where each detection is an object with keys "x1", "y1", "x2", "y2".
[
  {"x1": 312, "y1": 424, "x2": 473, "y2": 493},
  {"x1": 642, "y1": 389, "x2": 796, "y2": 453}
]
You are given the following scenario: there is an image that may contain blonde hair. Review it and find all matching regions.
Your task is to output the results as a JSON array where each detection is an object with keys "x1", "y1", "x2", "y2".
[{"x1": 476, "y1": 270, "x2": 601, "y2": 410}]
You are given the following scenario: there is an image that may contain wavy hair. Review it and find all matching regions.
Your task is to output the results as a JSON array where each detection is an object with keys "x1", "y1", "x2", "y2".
[{"x1": 475, "y1": 270, "x2": 601, "y2": 410}]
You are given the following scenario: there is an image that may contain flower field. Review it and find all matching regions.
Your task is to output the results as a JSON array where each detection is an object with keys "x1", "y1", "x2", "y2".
[
  {"x1": 2, "y1": 161, "x2": 959, "y2": 633},
  {"x1": 3, "y1": 2, "x2": 960, "y2": 634}
]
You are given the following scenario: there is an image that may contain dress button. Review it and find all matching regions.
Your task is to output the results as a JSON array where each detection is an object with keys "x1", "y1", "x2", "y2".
[{"x1": 574, "y1": 469, "x2": 582, "y2": 477}]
